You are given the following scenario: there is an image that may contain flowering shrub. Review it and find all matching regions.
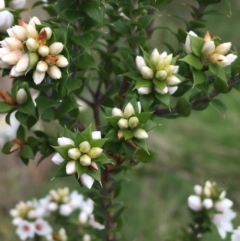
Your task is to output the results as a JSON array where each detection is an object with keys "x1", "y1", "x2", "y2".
[{"x1": 0, "y1": 0, "x2": 240, "y2": 240}]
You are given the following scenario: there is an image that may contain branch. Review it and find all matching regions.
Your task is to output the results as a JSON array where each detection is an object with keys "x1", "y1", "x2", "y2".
[{"x1": 154, "y1": 75, "x2": 240, "y2": 117}]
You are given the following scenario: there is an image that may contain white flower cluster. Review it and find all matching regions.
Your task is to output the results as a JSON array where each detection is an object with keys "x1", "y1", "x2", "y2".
[
  {"x1": 185, "y1": 31, "x2": 237, "y2": 67},
  {"x1": 52, "y1": 131, "x2": 102, "y2": 189},
  {"x1": 135, "y1": 48, "x2": 181, "y2": 95},
  {"x1": 10, "y1": 187, "x2": 104, "y2": 241},
  {"x1": 188, "y1": 181, "x2": 236, "y2": 239},
  {"x1": 0, "y1": 0, "x2": 26, "y2": 32},
  {"x1": 112, "y1": 102, "x2": 148, "y2": 140},
  {"x1": 0, "y1": 16, "x2": 68, "y2": 84}
]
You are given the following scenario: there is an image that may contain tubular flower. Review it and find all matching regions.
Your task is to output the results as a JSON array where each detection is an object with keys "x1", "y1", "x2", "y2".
[
  {"x1": 188, "y1": 181, "x2": 236, "y2": 239},
  {"x1": 185, "y1": 31, "x2": 237, "y2": 67},
  {"x1": 0, "y1": 16, "x2": 69, "y2": 84},
  {"x1": 135, "y1": 48, "x2": 181, "y2": 95}
]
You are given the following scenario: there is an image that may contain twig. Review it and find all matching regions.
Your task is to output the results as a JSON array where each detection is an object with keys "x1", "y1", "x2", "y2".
[
  {"x1": 78, "y1": 96, "x2": 93, "y2": 107},
  {"x1": 99, "y1": 82, "x2": 115, "y2": 103}
]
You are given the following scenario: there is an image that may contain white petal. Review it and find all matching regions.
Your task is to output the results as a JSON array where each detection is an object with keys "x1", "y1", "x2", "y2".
[
  {"x1": 215, "y1": 42, "x2": 231, "y2": 55},
  {"x1": 91, "y1": 131, "x2": 101, "y2": 139},
  {"x1": 201, "y1": 41, "x2": 215, "y2": 55},
  {"x1": 59, "y1": 204, "x2": 73, "y2": 216},
  {"x1": 66, "y1": 161, "x2": 76, "y2": 175},
  {"x1": 57, "y1": 137, "x2": 74, "y2": 146},
  {"x1": 52, "y1": 153, "x2": 64, "y2": 165},
  {"x1": 168, "y1": 86, "x2": 178, "y2": 95},
  {"x1": 137, "y1": 86, "x2": 152, "y2": 95},
  {"x1": 33, "y1": 70, "x2": 46, "y2": 85},
  {"x1": 188, "y1": 195, "x2": 202, "y2": 211},
  {"x1": 80, "y1": 173, "x2": 94, "y2": 189}
]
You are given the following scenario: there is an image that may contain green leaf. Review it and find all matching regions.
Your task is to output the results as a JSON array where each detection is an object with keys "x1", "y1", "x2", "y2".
[
  {"x1": 75, "y1": 161, "x2": 87, "y2": 179},
  {"x1": 58, "y1": 96, "x2": 79, "y2": 115},
  {"x1": 17, "y1": 125, "x2": 25, "y2": 139},
  {"x1": 179, "y1": 54, "x2": 203, "y2": 70},
  {"x1": 214, "y1": 78, "x2": 229, "y2": 93},
  {"x1": 175, "y1": 98, "x2": 191, "y2": 117},
  {"x1": 94, "y1": 153, "x2": 114, "y2": 165},
  {"x1": 122, "y1": 129, "x2": 134, "y2": 140},
  {"x1": 209, "y1": 64, "x2": 227, "y2": 82},
  {"x1": 75, "y1": 132, "x2": 87, "y2": 147},
  {"x1": 107, "y1": 116, "x2": 121, "y2": 129},
  {"x1": 135, "y1": 112, "x2": 152, "y2": 124},
  {"x1": 211, "y1": 99, "x2": 227, "y2": 116},
  {"x1": 192, "y1": 69, "x2": 207, "y2": 87},
  {"x1": 155, "y1": 93, "x2": 171, "y2": 108},
  {"x1": 121, "y1": 142, "x2": 136, "y2": 159},
  {"x1": 75, "y1": 53, "x2": 96, "y2": 69},
  {"x1": 2, "y1": 141, "x2": 13, "y2": 154},
  {"x1": 123, "y1": 71, "x2": 141, "y2": 80},
  {"x1": 139, "y1": 95, "x2": 155, "y2": 111},
  {"x1": 53, "y1": 145, "x2": 73, "y2": 160},
  {"x1": 89, "y1": 138, "x2": 108, "y2": 148},
  {"x1": 81, "y1": 125, "x2": 92, "y2": 140},
  {"x1": 153, "y1": 79, "x2": 166, "y2": 90},
  {"x1": 189, "y1": 35, "x2": 205, "y2": 57},
  {"x1": 65, "y1": 10, "x2": 83, "y2": 23},
  {"x1": 72, "y1": 34, "x2": 94, "y2": 50},
  {"x1": 136, "y1": 149, "x2": 156, "y2": 163},
  {"x1": 88, "y1": 169, "x2": 102, "y2": 183},
  {"x1": 133, "y1": 138, "x2": 148, "y2": 153},
  {"x1": 63, "y1": 128, "x2": 76, "y2": 140},
  {"x1": 0, "y1": 102, "x2": 15, "y2": 113},
  {"x1": 144, "y1": 119, "x2": 157, "y2": 131},
  {"x1": 35, "y1": 96, "x2": 59, "y2": 117},
  {"x1": 21, "y1": 145, "x2": 35, "y2": 159},
  {"x1": 138, "y1": 15, "x2": 155, "y2": 28},
  {"x1": 134, "y1": 78, "x2": 152, "y2": 89},
  {"x1": 112, "y1": 20, "x2": 130, "y2": 36},
  {"x1": 53, "y1": 160, "x2": 68, "y2": 178},
  {"x1": 26, "y1": 52, "x2": 39, "y2": 74},
  {"x1": 84, "y1": 2, "x2": 105, "y2": 25},
  {"x1": 18, "y1": 99, "x2": 36, "y2": 117},
  {"x1": 58, "y1": 0, "x2": 76, "y2": 12}
]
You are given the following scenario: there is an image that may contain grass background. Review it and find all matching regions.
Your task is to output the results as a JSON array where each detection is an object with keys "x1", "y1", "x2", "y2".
[{"x1": 1, "y1": 0, "x2": 240, "y2": 241}]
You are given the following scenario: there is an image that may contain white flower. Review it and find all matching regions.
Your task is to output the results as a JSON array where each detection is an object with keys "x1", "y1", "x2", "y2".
[
  {"x1": 69, "y1": 191, "x2": 84, "y2": 209},
  {"x1": 202, "y1": 198, "x2": 213, "y2": 209},
  {"x1": 59, "y1": 204, "x2": 73, "y2": 216},
  {"x1": 16, "y1": 89, "x2": 28, "y2": 105},
  {"x1": 215, "y1": 198, "x2": 233, "y2": 212},
  {"x1": 68, "y1": 148, "x2": 81, "y2": 160},
  {"x1": 118, "y1": 118, "x2": 128, "y2": 129},
  {"x1": 34, "y1": 219, "x2": 52, "y2": 237},
  {"x1": 79, "y1": 141, "x2": 91, "y2": 153},
  {"x1": 79, "y1": 211, "x2": 89, "y2": 224},
  {"x1": 123, "y1": 103, "x2": 135, "y2": 119},
  {"x1": 66, "y1": 160, "x2": 77, "y2": 175},
  {"x1": 0, "y1": 11, "x2": 14, "y2": 32},
  {"x1": 137, "y1": 86, "x2": 152, "y2": 95},
  {"x1": 140, "y1": 66, "x2": 154, "y2": 79},
  {"x1": 188, "y1": 195, "x2": 202, "y2": 211},
  {"x1": 88, "y1": 147, "x2": 103, "y2": 159},
  {"x1": 212, "y1": 209, "x2": 236, "y2": 239},
  {"x1": 135, "y1": 56, "x2": 146, "y2": 71},
  {"x1": 83, "y1": 234, "x2": 91, "y2": 241},
  {"x1": 231, "y1": 227, "x2": 240, "y2": 241},
  {"x1": 47, "y1": 65, "x2": 62, "y2": 79},
  {"x1": 80, "y1": 154, "x2": 91, "y2": 166},
  {"x1": 49, "y1": 42, "x2": 64, "y2": 55},
  {"x1": 134, "y1": 128, "x2": 148, "y2": 139},
  {"x1": 112, "y1": 107, "x2": 123, "y2": 117},
  {"x1": 89, "y1": 214, "x2": 105, "y2": 230},
  {"x1": 80, "y1": 173, "x2": 94, "y2": 189},
  {"x1": 16, "y1": 220, "x2": 35, "y2": 240}
]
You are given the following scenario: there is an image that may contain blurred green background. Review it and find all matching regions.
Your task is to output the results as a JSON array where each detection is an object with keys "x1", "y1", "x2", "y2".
[{"x1": 1, "y1": 0, "x2": 240, "y2": 241}]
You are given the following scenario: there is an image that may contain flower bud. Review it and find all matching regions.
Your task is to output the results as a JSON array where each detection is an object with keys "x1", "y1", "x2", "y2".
[
  {"x1": 194, "y1": 185, "x2": 202, "y2": 196},
  {"x1": 88, "y1": 147, "x2": 103, "y2": 159},
  {"x1": 201, "y1": 41, "x2": 215, "y2": 56},
  {"x1": 154, "y1": 86, "x2": 168, "y2": 95},
  {"x1": 26, "y1": 24, "x2": 38, "y2": 39},
  {"x1": 185, "y1": 31, "x2": 198, "y2": 54},
  {"x1": 79, "y1": 211, "x2": 88, "y2": 224},
  {"x1": 11, "y1": 26, "x2": 27, "y2": 41},
  {"x1": 164, "y1": 65, "x2": 176, "y2": 75},
  {"x1": 90, "y1": 161, "x2": 98, "y2": 170},
  {"x1": 4, "y1": 37, "x2": 23, "y2": 50},
  {"x1": 83, "y1": 234, "x2": 91, "y2": 241},
  {"x1": 134, "y1": 128, "x2": 148, "y2": 139},
  {"x1": 164, "y1": 54, "x2": 172, "y2": 66},
  {"x1": 155, "y1": 70, "x2": 167, "y2": 80},
  {"x1": 38, "y1": 45, "x2": 49, "y2": 57},
  {"x1": 204, "y1": 31, "x2": 212, "y2": 42},
  {"x1": 47, "y1": 65, "x2": 62, "y2": 79},
  {"x1": 68, "y1": 148, "x2": 81, "y2": 160},
  {"x1": 80, "y1": 154, "x2": 91, "y2": 166},
  {"x1": 135, "y1": 56, "x2": 146, "y2": 71},
  {"x1": 2, "y1": 50, "x2": 23, "y2": 65},
  {"x1": 137, "y1": 101, "x2": 141, "y2": 113},
  {"x1": 117, "y1": 118, "x2": 128, "y2": 129},
  {"x1": 49, "y1": 42, "x2": 64, "y2": 55},
  {"x1": 166, "y1": 75, "x2": 181, "y2": 86},
  {"x1": 128, "y1": 117, "x2": 139, "y2": 129},
  {"x1": 16, "y1": 54, "x2": 29, "y2": 72},
  {"x1": 36, "y1": 61, "x2": 48, "y2": 72},
  {"x1": 117, "y1": 130, "x2": 123, "y2": 139},
  {"x1": 40, "y1": 27, "x2": 52, "y2": 40},
  {"x1": 91, "y1": 131, "x2": 101, "y2": 140},
  {"x1": 57, "y1": 137, "x2": 74, "y2": 146},
  {"x1": 150, "y1": 48, "x2": 160, "y2": 66},
  {"x1": 16, "y1": 89, "x2": 28, "y2": 105},
  {"x1": 55, "y1": 55, "x2": 69, "y2": 67},
  {"x1": 140, "y1": 66, "x2": 154, "y2": 79},
  {"x1": 188, "y1": 195, "x2": 202, "y2": 211},
  {"x1": 203, "y1": 186, "x2": 211, "y2": 197},
  {"x1": 202, "y1": 198, "x2": 213, "y2": 209},
  {"x1": 33, "y1": 70, "x2": 46, "y2": 85},
  {"x1": 47, "y1": 202, "x2": 58, "y2": 211},
  {"x1": 26, "y1": 38, "x2": 39, "y2": 51},
  {"x1": 79, "y1": 141, "x2": 91, "y2": 153},
  {"x1": 215, "y1": 42, "x2": 231, "y2": 55},
  {"x1": 10, "y1": 65, "x2": 24, "y2": 77},
  {"x1": 123, "y1": 103, "x2": 135, "y2": 119},
  {"x1": 112, "y1": 107, "x2": 123, "y2": 117},
  {"x1": 168, "y1": 86, "x2": 178, "y2": 95},
  {"x1": 66, "y1": 160, "x2": 76, "y2": 175},
  {"x1": 137, "y1": 86, "x2": 152, "y2": 95},
  {"x1": 29, "y1": 16, "x2": 41, "y2": 27},
  {"x1": 0, "y1": 11, "x2": 14, "y2": 32},
  {"x1": 210, "y1": 53, "x2": 228, "y2": 67},
  {"x1": 80, "y1": 173, "x2": 94, "y2": 189}
]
